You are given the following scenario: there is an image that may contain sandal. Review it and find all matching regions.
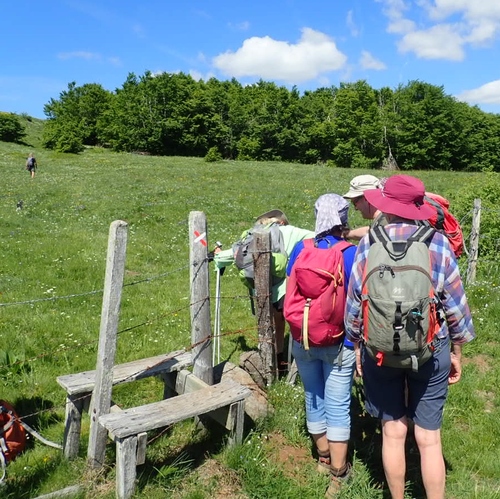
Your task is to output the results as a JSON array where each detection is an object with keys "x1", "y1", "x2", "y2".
[
  {"x1": 317, "y1": 453, "x2": 331, "y2": 474},
  {"x1": 324, "y1": 462, "x2": 352, "y2": 498}
]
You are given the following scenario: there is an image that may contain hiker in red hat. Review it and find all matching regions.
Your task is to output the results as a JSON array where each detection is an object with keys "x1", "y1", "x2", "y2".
[{"x1": 345, "y1": 175, "x2": 475, "y2": 499}]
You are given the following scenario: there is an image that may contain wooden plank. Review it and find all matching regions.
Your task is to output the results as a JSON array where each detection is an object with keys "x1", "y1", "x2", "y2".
[
  {"x1": 174, "y1": 368, "x2": 208, "y2": 394},
  {"x1": 88, "y1": 220, "x2": 128, "y2": 469},
  {"x1": 62, "y1": 394, "x2": 85, "y2": 459},
  {"x1": 253, "y1": 229, "x2": 277, "y2": 385},
  {"x1": 136, "y1": 432, "x2": 148, "y2": 466},
  {"x1": 32, "y1": 485, "x2": 83, "y2": 499},
  {"x1": 57, "y1": 350, "x2": 191, "y2": 395},
  {"x1": 228, "y1": 400, "x2": 245, "y2": 446},
  {"x1": 116, "y1": 436, "x2": 137, "y2": 499},
  {"x1": 189, "y1": 211, "x2": 213, "y2": 385},
  {"x1": 172, "y1": 369, "x2": 236, "y2": 429},
  {"x1": 99, "y1": 381, "x2": 251, "y2": 439},
  {"x1": 109, "y1": 403, "x2": 147, "y2": 465}
]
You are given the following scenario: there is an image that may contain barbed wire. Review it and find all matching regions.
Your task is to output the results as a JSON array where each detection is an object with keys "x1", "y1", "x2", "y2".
[
  {"x1": 0, "y1": 264, "x2": 191, "y2": 308},
  {"x1": 12, "y1": 322, "x2": 262, "y2": 426},
  {"x1": 0, "y1": 291, "x2": 262, "y2": 371}
]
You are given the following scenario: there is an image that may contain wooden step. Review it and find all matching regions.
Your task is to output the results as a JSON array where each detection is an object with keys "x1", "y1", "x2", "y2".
[
  {"x1": 57, "y1": 350, "x2": 192, "y2": 395},
  {"x1": 99, "y1": 379, "x2": 251, "y2": 499},
  {"x1": 99, "y1": 379, "x2": 251, "y2": 439}
]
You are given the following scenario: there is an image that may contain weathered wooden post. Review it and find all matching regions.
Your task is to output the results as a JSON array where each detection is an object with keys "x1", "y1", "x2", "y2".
[
  {"x1": 189, "y1": 211, "x2": 213, "y2": 385},
  {"x1": 253, "y1": 229, "x2": 277, "y2": 385},
  {"x1": 466, "y1": 198, "x2": 481, "y2": 285},
  {"x1": 87, "y1": 220, "x2": 128, "y2": 468}
]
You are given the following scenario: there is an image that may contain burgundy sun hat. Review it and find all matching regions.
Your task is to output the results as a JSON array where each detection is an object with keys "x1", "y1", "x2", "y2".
[{"x1": 364, "y1": 175, "x2": 435, "y2": 220}]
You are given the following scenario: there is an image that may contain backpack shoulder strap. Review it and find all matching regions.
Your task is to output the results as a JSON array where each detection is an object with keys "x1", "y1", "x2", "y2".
[
  {"x1": 369, "y1": 223, "x2": 392, "y2": 248},
  {"x1": 303, "y1": 238, "x2": 315, "y2": 248},
  {"x1": 332, "y1": 239, "x2": 354, "y2": 253},
  {"x1": 424, "y1": 195, "x2": 445, "y2": 228},
  {"x1": 408, "y1": 225, "x2": 435, "y2": 245}
]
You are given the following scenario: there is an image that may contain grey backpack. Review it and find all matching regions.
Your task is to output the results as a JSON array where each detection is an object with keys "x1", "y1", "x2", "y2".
[
  {"x1": 361, "y1": 225, "x2": 441, "y2": 371},
  {"x1": 233, "y1": 222, "x2": 287, "y2": 289}
]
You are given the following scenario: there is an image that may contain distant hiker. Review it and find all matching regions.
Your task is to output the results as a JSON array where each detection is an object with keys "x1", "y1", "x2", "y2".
[
  {"x1": 345, "y1": 175, "x2": 475, "y2": 499},
  {"x1": 25, "y1": 153, "x2": 37, "y2": 179},
  {"x1": 214, "y1": 209, "x2": 314, "y2": 374},
  {"x1": 284, "y1": 194, "x2": 356, "y2": 497}
]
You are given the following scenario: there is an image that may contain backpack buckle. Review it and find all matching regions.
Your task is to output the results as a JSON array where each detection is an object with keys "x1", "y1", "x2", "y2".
[
  {"x1": 392, "y1": 329, "x2": 401, "y2": 353},
  {"x1": 409, "y1": 308, "x2": 423, "y2": 324}
]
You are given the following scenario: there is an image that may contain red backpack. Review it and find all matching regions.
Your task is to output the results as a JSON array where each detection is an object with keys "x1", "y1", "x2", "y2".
[
  {"x1": 0, "y1": 401, "x2": 27, "y2": 467},
  {"x1": 284, "y1": 238, "x2": 353, "y2": 349},
  {"x1": 424, "y1": 192, "x2": 464, "y2": 258}
]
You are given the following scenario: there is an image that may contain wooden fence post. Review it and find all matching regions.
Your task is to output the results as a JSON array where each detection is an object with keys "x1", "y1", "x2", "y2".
[
  {"x1": 189, "y1": 211, "x2": 213, "y2": 385},
  {"x1": 253, "y1": 229, "x2": 277, "y2": 385},
  {"x1": 87, "y1": 220, "x2": 128, "y2": 468},
  {"x1": 466, "y1": 198, "x2": 481, "y2": 285}
]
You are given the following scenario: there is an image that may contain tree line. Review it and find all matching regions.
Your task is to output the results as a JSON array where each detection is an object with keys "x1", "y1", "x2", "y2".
[{"x1": 4, "y1": 72, "x2": 500, "y2": 171}]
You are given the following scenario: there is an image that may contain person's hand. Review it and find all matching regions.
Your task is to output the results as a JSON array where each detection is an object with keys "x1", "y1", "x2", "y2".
[
  {"x1": 448, "y1": 352, "x2": 462, "y2": 384},
  {"x1": 354, "y1": 343, "x2": 363, "y2": 377},
  {"x1": 208, "y1": 242, "x2": 223, "y2": 262}
]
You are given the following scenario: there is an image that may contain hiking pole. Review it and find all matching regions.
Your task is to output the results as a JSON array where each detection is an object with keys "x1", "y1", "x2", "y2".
[{"x1": 213, "y1": 241, "x2": 223, "y2": 366}]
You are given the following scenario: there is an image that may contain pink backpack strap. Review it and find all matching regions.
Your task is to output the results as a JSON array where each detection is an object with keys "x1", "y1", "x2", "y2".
[{"x1": 333, "y1": 240, "x2": 354, "y2": 252}]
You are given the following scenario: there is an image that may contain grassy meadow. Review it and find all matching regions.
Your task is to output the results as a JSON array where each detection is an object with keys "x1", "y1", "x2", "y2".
[{"x1": 0, "y1": 119, "x2": 499, "y2": 498}]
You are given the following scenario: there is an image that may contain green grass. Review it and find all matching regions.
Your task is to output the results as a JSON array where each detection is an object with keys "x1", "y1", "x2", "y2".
[{"x1": 0, "y1": 119, "x2": 499, "y2": 498}]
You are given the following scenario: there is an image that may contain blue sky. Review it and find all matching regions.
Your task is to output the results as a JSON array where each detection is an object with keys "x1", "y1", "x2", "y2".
[{"x1": 2, "y1": 0, "x2": 500, "y2": 119}]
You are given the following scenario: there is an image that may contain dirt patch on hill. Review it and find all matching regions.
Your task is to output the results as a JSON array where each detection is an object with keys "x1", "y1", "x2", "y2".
[
  {"x1": 194, "y1": 459, "x2": 246, "y2": 498},
  {"x1": 178, "y1": 431, "x2": 313, "y2": 498},
  {"x1": 262, "y1": 431, "x2": 313, "y2": 479},
  {"x1": 463, "y1": 353, "x2": 492, "y2": 373}
]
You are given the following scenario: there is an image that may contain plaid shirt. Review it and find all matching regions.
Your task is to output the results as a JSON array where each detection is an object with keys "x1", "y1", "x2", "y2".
[{"x1": 345, "y1": 223, "x2": 475, "y2": 345}]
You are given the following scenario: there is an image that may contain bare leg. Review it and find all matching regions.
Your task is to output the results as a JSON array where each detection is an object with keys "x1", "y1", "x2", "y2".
[
  {"x1": 312, "y1": 433, "x2": 348, "y2": 469},
  {"x1": 414, "y1": 425, "x2": 445, "y2": 499},
  {"x1": 381, "y1": 418, "x2": 408, "y2": 499},
  {"x1": 329, "y1": 440, "x2": 348, "y2": 470},
  {"x1": 312, "y1": 432, "x2": 329, "y2": 456}
]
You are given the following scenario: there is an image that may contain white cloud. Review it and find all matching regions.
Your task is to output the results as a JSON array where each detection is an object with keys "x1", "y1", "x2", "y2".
[
  {"x1": 132, "y1": 23, "x2": 146, "y2": 38},
  {"x1": 359, "y1": 50, "x2": 387, "y2": 70},
  {"x1": 377, "y1": 0, "x2": 415, "y2": 34},
  {"x1": 57, "y1": 51, "x2": 122, "y2": 67},
  {"x1": 107, "y1": 57, "x2": 122, "y2": 67},
  {"x1": 212, "y1": 28, "x2": 347, "y2": 83},
  {"x1": 398, "y1": 24, "x2": 466, "y2": 60},
  {"x1": 228, "y1": 21, "x2": 250, "y2": 31},
  {"x1": 57, "y1": 51, "x2": 101, "y2": 61},
  {"x1": 463, "y1": 19, "x2": 498, "y2": 44},
  {"x1": 428, "y1": 0, "x2": 500, "y2": 23},
  {"x1": 387, "y1": 17, "x2": 416, "y2": 35},
  {"x1": 378, "y1": 0, "x2": 500, "y2": 60},
  {"x1": 456, "y1": 80, "x2": 500, "y2": 104},
  {"x1": 346, "y1": 10, "x2": 359, "y2": 37},
  {"x1": 189, "y1": 69, "x2": 216, "y2": 81}
]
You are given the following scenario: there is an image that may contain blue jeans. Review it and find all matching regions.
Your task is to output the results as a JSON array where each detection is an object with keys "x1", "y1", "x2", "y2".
[{"x1": 292, "y1": 340, "x2": 356, "y2": 441}]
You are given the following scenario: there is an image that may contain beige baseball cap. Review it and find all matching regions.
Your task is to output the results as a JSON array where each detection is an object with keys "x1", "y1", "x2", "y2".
[
  {"x1": 343, "y1": 175, "x2": 381, "y2": 199},
  {"x1": 255, "y1": 209, "x2": 289, "y2": 225}
]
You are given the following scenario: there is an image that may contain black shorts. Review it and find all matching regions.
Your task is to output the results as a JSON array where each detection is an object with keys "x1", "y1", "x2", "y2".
[{"x1": 361, "y1": 336, "x2": 451, "y2": 430}]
